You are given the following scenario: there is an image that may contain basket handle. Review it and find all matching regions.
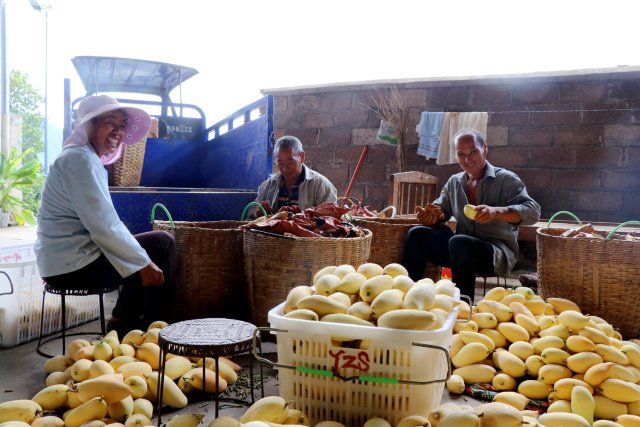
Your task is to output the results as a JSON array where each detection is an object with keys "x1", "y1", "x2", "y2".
[
  {"x1": 240, "y1": 202, "x2": 268, "y2": 221},
  {"x1": 605, "y1": 220, "x2": 640, "y2": 241},
  {"x1": 546, "y1": 210, "x2": 583, "y2": 228},
  {"x1": 377, "y1": 205, "x2": 397, "y2": 219},
  {"x1": 337, "y1": 196, "x2": 361, "y2": 207},
  {"x1": 150, "y1": 203, "x2": 175, "y2": 229}
]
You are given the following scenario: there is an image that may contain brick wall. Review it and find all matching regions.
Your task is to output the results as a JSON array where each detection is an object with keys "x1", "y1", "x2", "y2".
[{"x1": 263, "y1": 67, "x2": 640, "y2": 222}]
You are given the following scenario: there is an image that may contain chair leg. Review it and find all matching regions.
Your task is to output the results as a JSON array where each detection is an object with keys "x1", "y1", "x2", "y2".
[
  {"x1": 37, "y1": 289, "x2": 47, "y2": 351},
  {"x1": 99, "y1": 293, "x2": 106, "y2": 335},
  {"x1": 483, "y1": 277, "x2": 487, "y2": 295},
  {"x1": 61, "y1": 293, "x2": 67, "y2": 355}
]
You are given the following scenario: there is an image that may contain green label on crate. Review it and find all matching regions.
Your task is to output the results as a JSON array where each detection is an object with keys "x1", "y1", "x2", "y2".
[
  {"x1": 296, "y1": 367, "x2": 333, "y2": 377},
  {"x1": 359, "y1": 375, "x2": 399, "y2": 384}
]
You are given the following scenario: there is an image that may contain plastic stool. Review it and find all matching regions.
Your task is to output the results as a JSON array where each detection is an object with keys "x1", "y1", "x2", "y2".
[{"x1": 36, "y1": 283, "x2": 119, "y2": 358}]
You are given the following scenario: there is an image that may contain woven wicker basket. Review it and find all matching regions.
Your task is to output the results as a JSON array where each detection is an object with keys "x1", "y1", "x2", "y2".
[
  {"x1": 152, "y1": 204, "x2": 248, "y2": 321},
  {"x1": 351, "y1": 216, "x2": 419, "y2": 266},
  {"x1": 107, "y1": 138, "x2": 147, "y2": 187},
  {"x1": 350, "y1": 215, "x2": 441, "y2": 281},
  {"x1": 536, "y1": 212, "x2": 640, "y2": 339},
  {"x1": 243, "y1": 228, "x2": 372, "y2": 327}
]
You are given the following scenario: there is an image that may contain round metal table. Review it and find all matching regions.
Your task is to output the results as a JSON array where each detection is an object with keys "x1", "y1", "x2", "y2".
[{"x1": 156, "y1": 318, "x2": 261, "y2": 424}]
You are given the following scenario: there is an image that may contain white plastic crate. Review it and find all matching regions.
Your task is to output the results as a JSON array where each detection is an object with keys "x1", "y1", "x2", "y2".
[
  {"x1": 267, "y1": 302, "x2": 458, "y2": 427},
  {"x1": 0, "y1": 260, "x2": 101, "y2": 348},
  {"x1": 0, "y1": 242, "x2": 35, "y2": 264}
]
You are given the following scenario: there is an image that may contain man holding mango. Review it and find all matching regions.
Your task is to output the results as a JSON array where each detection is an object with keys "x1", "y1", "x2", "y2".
[{"x1": 401, "y1": 128, "x2": 541, "y2": 302}]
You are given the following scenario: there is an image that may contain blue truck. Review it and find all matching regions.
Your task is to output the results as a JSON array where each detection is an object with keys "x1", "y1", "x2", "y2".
[{"x1": 64, "y1": 56, "x2": 274, "y2": 232}]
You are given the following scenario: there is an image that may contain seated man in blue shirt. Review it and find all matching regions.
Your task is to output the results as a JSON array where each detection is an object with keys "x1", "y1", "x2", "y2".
[
  {"x1": 401, "y1": 128, "x2": 541, "y2": 302},
  {"x1": 255, "y1": 135, "x2": 337, "y2": 214}
]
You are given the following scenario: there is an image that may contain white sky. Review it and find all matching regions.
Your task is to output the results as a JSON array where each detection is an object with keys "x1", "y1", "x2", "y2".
[{"x1": 5, "y1": 0, "x2": 640, "y2": 127}]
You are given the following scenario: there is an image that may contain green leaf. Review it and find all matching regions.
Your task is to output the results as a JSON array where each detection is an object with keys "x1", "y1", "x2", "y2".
[
  {"x1": 0, "y1": 146, "x2": 44, "y2": 214},
  {"x1": 14, "y1": 209, "x2": 37, "y2": 225}
]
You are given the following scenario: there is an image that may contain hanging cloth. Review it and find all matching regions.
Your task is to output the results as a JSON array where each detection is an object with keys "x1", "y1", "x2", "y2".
[
  {"x1": 416, "y1": 112, "x2": 445, "y2": 159},
  {"x1": 436, "y1": 112, "x2": 488, "y2": 165}
]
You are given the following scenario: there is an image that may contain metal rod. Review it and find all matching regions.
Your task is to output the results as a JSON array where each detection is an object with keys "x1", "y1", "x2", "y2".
[
  {"x1": 0, "y1": 0, "x2": 9, "y2": 157},
  {"x1": 43, "y1": 8, "x2": 49, "y2": 171},
  {"x1": 341, "y1": 146, "x2": 367, "y2": 204}
]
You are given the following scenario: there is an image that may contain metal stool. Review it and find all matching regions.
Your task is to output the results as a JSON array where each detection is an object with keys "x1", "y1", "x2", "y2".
[
  {"x1": 36, "y1": 283, "x2": 119, "y2": 358},
  {"x1": 157, "y1": 318, "x2": 262, "y2": 425},
  {"x1": 479, "y1": 274, "x2": 507, "y2": 295}
]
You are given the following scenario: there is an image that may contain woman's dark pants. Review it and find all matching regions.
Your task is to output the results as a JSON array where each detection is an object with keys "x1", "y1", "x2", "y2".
[{"x1": 43, "y1": 231, "x2": 177, "y2": 330}]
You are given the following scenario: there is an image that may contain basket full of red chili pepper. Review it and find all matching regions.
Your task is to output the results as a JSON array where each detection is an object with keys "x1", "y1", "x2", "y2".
[{"x1": 242, "y1": 202, "x2": 372, "y2": 327}]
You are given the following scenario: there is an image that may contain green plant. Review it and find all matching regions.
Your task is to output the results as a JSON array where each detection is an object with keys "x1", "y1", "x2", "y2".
[{"x1": 0, "y1": 147, "x2": 43, "y2": 225}]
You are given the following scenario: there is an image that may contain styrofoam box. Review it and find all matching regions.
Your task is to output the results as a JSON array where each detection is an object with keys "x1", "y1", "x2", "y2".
[
  {"x1": 0, "y1": 260, "x2": 101, "y2": 348},
  {"x1": 268, "y1": 300, "x2": 458, "y2": 427}
]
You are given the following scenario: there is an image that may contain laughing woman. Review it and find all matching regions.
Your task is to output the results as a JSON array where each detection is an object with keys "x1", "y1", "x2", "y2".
[{"x1": 35, "y1": 95, "x2": 177, "y2": 334}]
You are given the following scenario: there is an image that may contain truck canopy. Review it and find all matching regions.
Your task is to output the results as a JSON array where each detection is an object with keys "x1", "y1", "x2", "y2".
[{"x1": 72, "y1": 56, "x2": 198, "y2": 101}]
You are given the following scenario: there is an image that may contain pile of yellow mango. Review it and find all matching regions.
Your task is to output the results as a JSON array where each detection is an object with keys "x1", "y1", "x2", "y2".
[
  {"x1": 0, "y1": 320, "x2": 241, "y2": 427},
  {"x1": 282, "y1": 262, "x2": 460, "y2": 331},
  {"x1": 443, "y1": 286, "x2": 640, "y2": 426}
]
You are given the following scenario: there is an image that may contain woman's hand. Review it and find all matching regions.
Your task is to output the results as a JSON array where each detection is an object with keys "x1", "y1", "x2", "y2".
[{"x1": 139, "y1": 262, "x2": 164, "y2": 286}]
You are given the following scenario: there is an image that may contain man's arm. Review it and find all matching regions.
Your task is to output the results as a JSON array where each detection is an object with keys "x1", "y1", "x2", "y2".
[
  {"x1": 477, "y1": 172, "x2": 541, "y2": 225},
  {"x1": 473, "y1": 205, "x2": 523, "y2": 224}
]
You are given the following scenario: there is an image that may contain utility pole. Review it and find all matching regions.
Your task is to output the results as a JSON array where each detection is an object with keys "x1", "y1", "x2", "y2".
[
  {"x1": 29, "y1": 0, "x2": 52, "y2": 171},
  {"x1": 0, "y1": 0, "x2": 9, "y2": 158}
]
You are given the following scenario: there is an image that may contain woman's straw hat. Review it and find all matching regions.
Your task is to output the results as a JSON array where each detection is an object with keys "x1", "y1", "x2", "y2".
[{"x1": 76, "y1": 95, "x2": 151, "y2": 145}]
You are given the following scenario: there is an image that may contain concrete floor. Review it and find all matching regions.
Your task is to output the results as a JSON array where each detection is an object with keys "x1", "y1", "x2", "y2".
[
  {"x1": 0, "y1": 290, "x2": 281, "y2": 424},
  {"x1": 0, "y1": 276, "x2": 525, "y2": 425}
]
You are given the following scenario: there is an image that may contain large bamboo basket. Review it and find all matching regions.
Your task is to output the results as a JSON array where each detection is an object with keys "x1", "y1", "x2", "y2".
[
  {"x1": 243, "y1": 228, "x2": 372, "y2": 327},
  {"x1": 351, "y1": 215, "x2": 419, "y2": 266},
  {"x1": 151, "y1": 204, "x2": 248, "y2": 321},
  {"x1": 536, "y1": 212, "x2": 640, "y2": 339}
]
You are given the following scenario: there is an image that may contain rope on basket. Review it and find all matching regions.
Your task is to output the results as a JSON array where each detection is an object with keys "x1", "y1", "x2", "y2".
[
  {"x1": 0, "y1": 271, "x2": 14, "y2": 296},
  {"x1": 150, "y1": 203, "x2": 175, "y2": 229}
]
